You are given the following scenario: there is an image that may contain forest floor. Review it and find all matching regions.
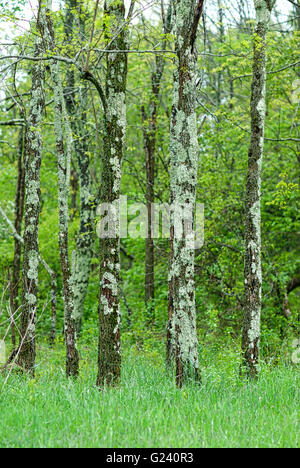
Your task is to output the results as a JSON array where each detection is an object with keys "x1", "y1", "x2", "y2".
[{"x1": 0, "y1": 339, "x2": 299, "y2": 448}]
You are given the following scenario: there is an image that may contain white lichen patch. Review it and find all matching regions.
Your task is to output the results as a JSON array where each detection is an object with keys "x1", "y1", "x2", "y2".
[
  {"x1": 100, "y1": 294, "x2": 112, "y2": 316},
  {"x1": 27, "y1": 251, "x2": 39, "y2": 281},
  {"x1": 25, "y1": 293, "x2": 37, "y2": 306},
  {"x1": 26, "y1": 180, "x2": 40, "y2": 207},
  {"x1": 256, "y1": 97, "x2": 266, "y2": 118},
  {"x1": 254, "y1": 0, "x2": 272, "y2": 25},
  {"x1": 110, "y1": 156, "x2": 122, "y2": 194},
  {"x1": 102, "y1": 272, "x2": 118, "y2": 297},
  {"x1": 247, "y1": 308, "x2": 261, "y2": 346},
  {"x1": 250, "y1": 200, "x2": 261, "y2": 237}
]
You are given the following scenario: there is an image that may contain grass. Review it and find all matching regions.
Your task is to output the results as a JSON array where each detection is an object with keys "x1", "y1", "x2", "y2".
[{"x1": 0, "y1": 341, "x2": 299, "y2": 448}]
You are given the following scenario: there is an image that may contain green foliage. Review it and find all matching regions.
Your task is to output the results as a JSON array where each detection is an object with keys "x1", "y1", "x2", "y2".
[{"x1": 0, "y1": 0, "x2": 27, "y2": 15}]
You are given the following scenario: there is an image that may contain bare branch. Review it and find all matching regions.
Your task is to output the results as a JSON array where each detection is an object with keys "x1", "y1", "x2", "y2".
[
  {"x1": 126, "y1": 0, "x2": 136, "y2": 20},
  {"x1": 0, "y1": 120, "x2": 25, "y2": 126},
  {"x1": 232, "y1": 60, "x2": 300, "y2": 81},
  {"x1": 85, "y1": 0, "x2": 100, "y2": 71},
  {"x1": 0, "y1": 205, "x2": 56, "y2": 280},
  {"x1": 190, "y1": 0, "x2": 205, "y2": 50}
]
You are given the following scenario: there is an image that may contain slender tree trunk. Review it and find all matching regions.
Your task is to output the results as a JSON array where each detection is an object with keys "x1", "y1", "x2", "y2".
[
  {"x1": 70, "y1": 167, "x2": 79, "y2": 220},
  {"x1": 64, "y1": 0, "x2": 93, "y2": 334},
  {"x1": 242, "y1": 0, "x2": 275, "y2": 378},
  {"x1": 167, "y1": 0, "x2": 204, "y2": 387},
  {"x1": 18, "y1": 14, "x2": 46, "y2": 374},
  {"x1": 142, "y1": 2, "x2": 172, "y2": 324},
  {"x1": 7, "y1": 268, "x2": 16, "y2": 349},
  {"x1": 0, "y1": 204, "x2": 57, "y2": 348},
  {"x1": 142, "y1": 103, "x2": 155, "y2": 323},
  {"x1": 44, "y1": 0, "x2": 79, "y2": 377},
  {"x1": 295, "y1": 0, "x2": 300, "y2": 32},
  {"x1": 97, "y1": 0, "x2": 128, "y2": 388},
  {"x1": 11, "y1": 120, "x2": 26, "y2": 323},
  {"x1": 72, "y1": 143, "x2": 93, "y2": 335},
  {"x1": 216, "y1": 0, "x2": 224, "y2": 107},
  {"x1": 49, "y1": 269, "x2": 57, "y2": 347}
]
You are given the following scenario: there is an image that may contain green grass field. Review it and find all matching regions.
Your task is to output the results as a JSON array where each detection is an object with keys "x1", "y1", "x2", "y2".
[{"x1": 0, "y1": 341, "x2": 299, "y2": 448}]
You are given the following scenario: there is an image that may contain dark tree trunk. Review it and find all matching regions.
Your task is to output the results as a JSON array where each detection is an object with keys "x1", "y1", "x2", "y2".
[
  {"x1": 97, "y1": 0, "x2": 128, "y2": 388},
  {"x1": 242, "y1": 0, "x2": 275, "y2": 378},
  {"x1": 18, "y1": 15, "x2": 46, "y2": 374},
  {"x1": 7, "y1": 268, "x2": 16, "y2": 349},
  {"x1": 142, "y1": 104, "x2": 156, "y2": 323},
  {"x1": 142, "y1": 3, "x2": 172, "y2": 324},
  {"x1": 11, "y1": 121, "x2": 26, "y2": 324}
]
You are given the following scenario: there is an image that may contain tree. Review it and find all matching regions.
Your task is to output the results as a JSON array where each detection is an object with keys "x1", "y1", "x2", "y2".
[
  {"x1": 11, "y1": 114, "x2": 26, "y2": 350},
  {"x1": 44, "y1": 0, "x2": 80, "y2": 377},
  {"x1": 97, "y1": 0, "x2": 130, "y2": 388},
  {"x1": 242, "y1": 0, "x2": 276, "y2": 378},
  {"x1": 18, "y1": 6, "x2": 46, "y2": 374},
  {"x1": 64, "y1": 0, "x2": 94, "y2": 334},
  {"x1": 142, "y1": 1, "x2": 172, "y2": 323},
  {"x1": 167, "y1": 0, "x2": 204, "y2": 387}
]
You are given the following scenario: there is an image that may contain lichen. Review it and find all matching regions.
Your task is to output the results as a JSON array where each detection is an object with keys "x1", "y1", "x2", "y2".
[
  {"x1": 254, "y1": 0, "x2": 272, "y2": 25},
  {"x1": 27, "y1": 251, "x2": 39, "y2": 281},
  {"x1": 25, "y1": 293, "x2": 37, "y2": 306}
]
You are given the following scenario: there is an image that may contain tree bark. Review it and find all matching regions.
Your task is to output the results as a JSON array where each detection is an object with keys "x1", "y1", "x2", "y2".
[
  {"x1": 7, "y1": 268, "x2": 16, "y2": 349},
  {"x1": 167, "y1": 0, "x2": 204, "y2": 387},
  {"x1": 18, "y1": 12, "x2": 46, "y2": 375},
  {"x1": 44, "y1": 0, "x2": 79, "y2": 377},
  {"x1": 64, "y1": 0, "x2": 94, "y2": 335},
  {"x1": 242, "y1": 0, "x2": 275, "y2": 378},
  {"x1": 97, "y1": 0, "x2": 128, "y2": 388}
]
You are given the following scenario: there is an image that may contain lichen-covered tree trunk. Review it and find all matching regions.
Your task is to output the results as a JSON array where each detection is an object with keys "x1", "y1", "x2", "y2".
[
  {"x1": 44, "y1": 1, "x2": 79, "y2": 377},
  {"x1": 242, "y1": 0, "x2": 275, "y2": 378},
  {"x1": 72, "y1": 137, "x2": 93, "y2": 335},
  {"x1": 18, "y1": 18, "x2": 46, "y2": 374},
  {"x1": 167, "y1": 0, "x2": 204, "y2": 387},
  {"x1": 64, "y1": 0, "x2": 94, "y2": 334},
  {"x1": 97, "y1": 0, "x2": 128, "y2": 388}
]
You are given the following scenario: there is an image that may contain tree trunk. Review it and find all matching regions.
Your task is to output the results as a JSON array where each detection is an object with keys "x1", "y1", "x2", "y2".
[
  {"x1": 45, "y1": 0, "x2": 79, "y2": 377},
  {"x1": 63, "y1": 0, "x2": 94, "y2": 334},
  {"x1": 7, "y1": 268, "x2": 16, "y2": 349},
  {"x1": 97, "y1": 0, "x2": 128, "y2": 388},
  {"x1": 167, "y1": 0, "x2": 204, "y2": 387},
  {"x1": 142, "y1": 2, "x2": 172, "y2": 324},
  {"x1": 242, "y1": 0, "x2": 275, "y2": 378},
  {"x1": 18, "y1": 13, "x2": 46, "y2": 374},
  {"x1": 142, "y1": 103, "x2": 156, "y2": 323},
  {"x1": 0, "y1": 204, "x2": 57, "y2": 349},
  {"x1": 11, "y1": 120, "x2": 26, "y2": 327},
  {"x1": 64, "y1": 0, "x2": 93, "y2": 334}
]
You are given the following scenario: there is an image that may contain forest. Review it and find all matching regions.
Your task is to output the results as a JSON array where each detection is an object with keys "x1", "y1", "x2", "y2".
[{"x1": 0, "y1": 0, "x2": 299, "y2": 449}]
